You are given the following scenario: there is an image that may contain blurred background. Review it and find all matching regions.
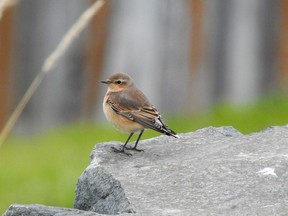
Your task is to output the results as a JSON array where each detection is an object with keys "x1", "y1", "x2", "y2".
[
  {"x1": 0, "y1": 0, "x2": 287, "y2": 134},
  {"x1": 1, "y1": 0, "x2": 288, "y2": 213}
]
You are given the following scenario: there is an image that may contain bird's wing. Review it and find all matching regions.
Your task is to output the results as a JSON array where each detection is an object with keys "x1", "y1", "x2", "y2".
[{"x1": 107, "y1": 89, "x2": 178, "y2": 137}]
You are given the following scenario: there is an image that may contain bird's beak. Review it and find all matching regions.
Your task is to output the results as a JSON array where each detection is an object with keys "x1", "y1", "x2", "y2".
[{"x1": 101, "y1": 80, "x2": 111, "y2": 84}]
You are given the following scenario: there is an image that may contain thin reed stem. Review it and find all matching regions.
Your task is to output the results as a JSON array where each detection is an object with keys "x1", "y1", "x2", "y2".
[
  {"x1": 0, "y1": 0, "x2": 18, "y2": 20},
  {"x1": 0, "y1": 0, "x2": 105, "y2": 147}
]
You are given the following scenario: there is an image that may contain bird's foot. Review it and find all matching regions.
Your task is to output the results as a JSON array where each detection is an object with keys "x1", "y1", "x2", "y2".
[
  {"x1": 125, "y1": 146, "x2": 145, "y2": 152},
  {"x1": 111, "y1": 146, "x2": 132, "y2": 156}
]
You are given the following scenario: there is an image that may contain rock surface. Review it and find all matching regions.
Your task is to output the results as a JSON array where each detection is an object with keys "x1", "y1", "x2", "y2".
[
  {"x1": 4, "y1": 126, "x2": 288, "y2": 215},
  {"x1": 90, "y1": 126, "x2": 288, "y2": 215},
  {"x1": 74, "y1": 163, "x2": 134, "y2": 214},
  {"x1": 3, "y1": 204, "x2": 101, "y2": 216}
]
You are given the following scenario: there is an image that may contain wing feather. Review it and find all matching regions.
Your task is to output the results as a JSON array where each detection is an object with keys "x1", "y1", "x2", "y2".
[{"x1": 106, "y1": 89, "x2": 178, "y2": 137}]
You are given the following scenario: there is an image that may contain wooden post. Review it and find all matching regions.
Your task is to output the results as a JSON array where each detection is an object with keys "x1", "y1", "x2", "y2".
[
  {"x1": 188, "y1": 0, "x2": 205, "y2": 110},
  {"x1": 0, "y1": 7, "x2": 14, "y2": 129},
  {"x1": 82, "y1": 0, "x2": 110, "y2": 119},
  {"x1": 189, "y1": 0, "x2": 203, "y2": 73}
]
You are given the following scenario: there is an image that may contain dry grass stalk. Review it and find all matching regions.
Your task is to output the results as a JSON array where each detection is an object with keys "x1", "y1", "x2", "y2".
[
  {"x1": 0, "y1": 0, "x2": 18, "y2": 20},
  {"x1": 0, "y1": 0, "x2": 105, "y2": 147}
]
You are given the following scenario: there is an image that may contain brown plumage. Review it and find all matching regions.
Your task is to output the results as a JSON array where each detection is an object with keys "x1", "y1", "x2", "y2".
[{"x1": 101, "y1": 73, "x2": 179, "y2": 155}]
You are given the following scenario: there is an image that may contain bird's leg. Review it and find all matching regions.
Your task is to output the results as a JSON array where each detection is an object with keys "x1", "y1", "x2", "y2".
[
  {"x1": 126, "y1": 130, "x2": 144, "y2": 152},
  {"x1": 123, "y1": 132, "x2": 134, "y2": 148},
  {"x1": 111, "y1": 133, "x2": 134, "y2": 156}
]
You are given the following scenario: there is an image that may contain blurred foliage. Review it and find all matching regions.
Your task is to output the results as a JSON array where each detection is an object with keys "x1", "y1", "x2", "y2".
[
  {"x1": 174, "y1": 93, "x2": 288, "y2": 134},
  {"x1": 1, "y1": 93, "x2": 288, "y2": 213}
]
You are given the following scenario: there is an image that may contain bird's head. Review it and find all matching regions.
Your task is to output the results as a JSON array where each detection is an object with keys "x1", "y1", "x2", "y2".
[{"x1": 101, "y1": 73, "x2": 134, "y2": 92}]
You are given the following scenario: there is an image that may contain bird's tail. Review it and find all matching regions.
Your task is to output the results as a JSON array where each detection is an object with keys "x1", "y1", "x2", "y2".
[{"x1": 164, "y1": 127, "x2": 179, "y2": 138}]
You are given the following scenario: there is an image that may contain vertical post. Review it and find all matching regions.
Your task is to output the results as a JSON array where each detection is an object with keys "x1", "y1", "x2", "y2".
[
  {"x1": 82, "y1": 0, "x2": 110, "y2": 119},
  {"x1": 0, "y1": 6, "x2": 14, "y2": 129},
  {"x1": 188, "y1": 0, "x2": 204, "y2": 110}
]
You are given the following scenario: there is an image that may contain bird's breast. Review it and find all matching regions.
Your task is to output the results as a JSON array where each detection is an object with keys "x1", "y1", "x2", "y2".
[{"x1": 103, "y1": 94, "x2": 144, "y2": 133}]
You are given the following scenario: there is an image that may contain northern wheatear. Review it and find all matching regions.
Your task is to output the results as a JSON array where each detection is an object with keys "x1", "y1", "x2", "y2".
[{"x1": 101, "y1": 73, "x2": 179, "y2": 155}]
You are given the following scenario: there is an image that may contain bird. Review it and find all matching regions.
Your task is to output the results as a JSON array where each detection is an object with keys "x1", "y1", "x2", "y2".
[{"x1": 101, "y1": 73, "x2": 179, "y2": 155}]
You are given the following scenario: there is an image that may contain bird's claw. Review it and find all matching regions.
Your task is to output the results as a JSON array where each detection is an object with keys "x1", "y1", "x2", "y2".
[
  {"x1": 125, "y1": 146, "x2": 145, "y2": 152},
  {"x1": 111, "y1": 146, "x2": 132, "y2": 156}
]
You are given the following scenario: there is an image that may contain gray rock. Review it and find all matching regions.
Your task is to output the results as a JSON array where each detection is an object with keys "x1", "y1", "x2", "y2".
[
  {"x1": 74, "y1": 163, "x2": 134, "y2": 214},
  {"x1": 3, "y1": 204, "x2": 101, "y2": 216},
  {"x1": 90, "y1": 126, "x2": 288, "y2": 215}
]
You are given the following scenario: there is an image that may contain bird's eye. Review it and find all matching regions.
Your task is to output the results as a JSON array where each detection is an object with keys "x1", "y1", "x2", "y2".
[{"x1": 115, "y1": 80, "x2": 122, "y2": 84}]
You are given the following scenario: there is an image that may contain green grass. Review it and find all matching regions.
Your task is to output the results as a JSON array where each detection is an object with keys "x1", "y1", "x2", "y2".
[
  {"x1": 1, "y1": 94, "x2": 288, "y2": 214},
  {"x1": 173, "y1": 93, "x2": 288, "y2": 134}
]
